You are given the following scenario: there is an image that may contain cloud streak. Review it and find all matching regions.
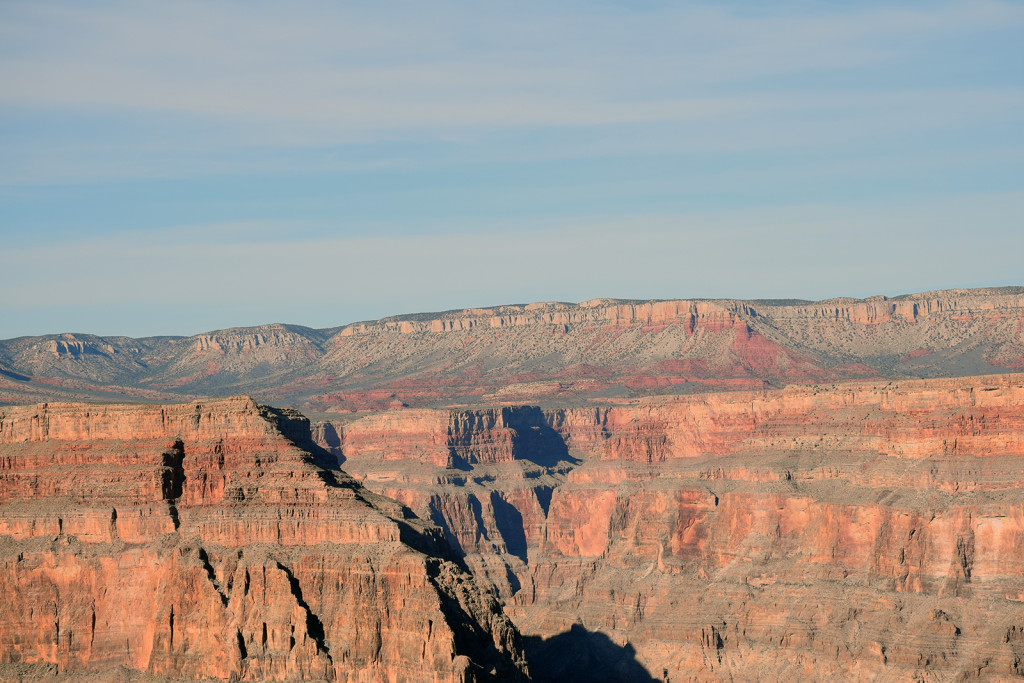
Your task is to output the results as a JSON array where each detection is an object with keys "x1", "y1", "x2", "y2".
[
  {"x1": 2, "y1": 1, "x2": 1022, "y2": 168},
  {"x1": 0, "y1": 1, "x2": 1021, "y2": 337}
]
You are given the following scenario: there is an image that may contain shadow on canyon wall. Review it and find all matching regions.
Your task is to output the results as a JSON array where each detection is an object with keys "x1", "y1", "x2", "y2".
[
  {"x1": 314, "y1": 421, "x2": 345, "y2": 465},
  {"x1": 491, "y1": 492, "x2": 529, "y2": 563},
  {"x1": 506, "y1": 406, "x2": 578, "y2": 468},
  {"x1": 524, "y1": 624, "x2": 659, "y2": 683}
]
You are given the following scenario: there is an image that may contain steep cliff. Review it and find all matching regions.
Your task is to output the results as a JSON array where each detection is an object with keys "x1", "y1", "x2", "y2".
[
  {"x1": 0, "y1": 398, "x2": 527, "y2": 682},
  {"x1": 316, "y1": 373, "x2": 1024, "y2": 681},
  {"x1": 2, "y1": 287, "x2": 1023, "y2": 410}
]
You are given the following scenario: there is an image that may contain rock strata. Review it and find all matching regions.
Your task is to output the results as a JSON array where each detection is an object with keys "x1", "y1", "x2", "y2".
[
  {"x1": 0, "y1": 397, "x2": 527, "y2": 682},
  {"x1": 2, "y1": 287, "x2": 1023, "y2": 409},
  {"x1": 316, "y1": 373, "x2": 1024, "y2": 680}
]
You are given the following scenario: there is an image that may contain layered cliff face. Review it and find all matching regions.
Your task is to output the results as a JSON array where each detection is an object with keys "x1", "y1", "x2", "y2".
[
  {"x1": 2, "y1": 287, "x2": 1023, "y2": 410},
  {"x1": 316, "y1": 373, "x2": 1024, "y2": 681},
  {"x1": 0, "y1": 398, "x2": 527, "y2": 682}
]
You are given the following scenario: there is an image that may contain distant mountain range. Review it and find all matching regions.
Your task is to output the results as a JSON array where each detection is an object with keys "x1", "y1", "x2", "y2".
[{"x1": 2, "y1": 287, "x2": 1022, "y2": 411}]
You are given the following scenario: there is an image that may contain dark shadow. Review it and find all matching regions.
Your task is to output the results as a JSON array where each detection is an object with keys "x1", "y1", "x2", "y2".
[
  {"x1": 161, "y1": 439, "x2": 185, "y2": 530},
  {"x1": 0, "y1": 368, "x2": 30, "y2": 382},
  {"x1": 505, "y1": 406, "x2": 579, "y2": 467},
  {"x1": 428, "y1": 498, "x2": 467, "y2": 557},
  {"x1": 534, "y1": 485, "x2": 554, "y2": 516},
  {"x1": 316, "y1": 421, "x2": 345, "y2": 466},
  {"x1": 491, "y1": 492, "x2": 528, "y2": 563},
  {"x1": 446, "y1": 405, "x2": 577, "y2": 468},
  {"x1": 524, "y1": 624, "x2": 658, "y2": 683},
  {"x1": 504, "y1": 562, "x2": 522, "y2": 594},
  {"x1": 276, "y1": 561, "x2": 332, "y2": 661},
  {"x1": 446, "y1": 452, "x2": 474, "y2": 471},
  {"x1": 468, "y1": 494, "x2": 489, "y2": 544}
]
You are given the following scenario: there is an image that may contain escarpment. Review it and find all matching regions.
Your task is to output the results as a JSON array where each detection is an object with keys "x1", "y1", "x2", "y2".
[
  {"x1": 2, "y1": 287, "x2": 1023, "y2": 410},
  {"x1": 314, "y1": 373, "x2": 1024, "y2": 681},
  {"x1": 0, "y1": 398, "x2": 527, "y2": 682}
]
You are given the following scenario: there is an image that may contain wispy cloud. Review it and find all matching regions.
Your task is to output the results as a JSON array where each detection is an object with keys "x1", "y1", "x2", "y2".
[
  {"x1": 2, "y1": 1, "x2": 1022, "y2": 182},
  {"x1": 0, "y1": 1, "x2": 1021, "y2": 338}
]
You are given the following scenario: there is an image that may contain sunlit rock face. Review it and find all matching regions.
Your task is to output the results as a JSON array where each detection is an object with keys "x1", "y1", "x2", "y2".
[
  {"x1": 317, "y1": 373, "x2": 1024, "y2": 681},
  {"x1": 0, "y1": 397, "x2": 528, "y2": 682},
  {"x1": 5, "y1": 372, "x2": 1024, "y2": 680}
]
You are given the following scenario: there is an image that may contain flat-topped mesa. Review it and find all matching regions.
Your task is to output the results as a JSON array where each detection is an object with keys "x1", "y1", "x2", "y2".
[
  {"x1": 333, "y1": 288, "x2": 1024, "y2": 338},
  {"x1": 0, "y1": 395, "x2": 282, "y2": 444},
  {"x1": 335, "y1": 409, "x2": 453, "y2": 466},
  {"x1": 0, "y1": 397, "x2": 528, "y2": 682},
  {"x1": 337, "y1": 300, "x2": 742, "y2": 336},
  {"x1": 756, "y1": 288, "x2": 1024, "y2": 325}
]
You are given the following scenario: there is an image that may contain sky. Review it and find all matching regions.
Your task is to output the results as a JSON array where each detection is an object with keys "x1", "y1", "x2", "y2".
[{"x1": 1, "y1": 0, "x2": 1022, "y2": 339}]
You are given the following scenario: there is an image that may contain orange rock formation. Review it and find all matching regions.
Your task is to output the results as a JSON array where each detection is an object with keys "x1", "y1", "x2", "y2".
[
  {"x1": 318, "y1": 374, "x2": 1024, "y2": 680},
  {"x1": 0, "y1": 397, "x2": 527, "y2": 682},
  {"x1": 4, "y1": 287, "x2": 1024, "y2": 680}
]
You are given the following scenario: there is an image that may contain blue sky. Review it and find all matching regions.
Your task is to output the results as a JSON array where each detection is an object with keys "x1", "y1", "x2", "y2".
[{"x1": 1, "y1": 0, "x2": 1022, "y2": 338}]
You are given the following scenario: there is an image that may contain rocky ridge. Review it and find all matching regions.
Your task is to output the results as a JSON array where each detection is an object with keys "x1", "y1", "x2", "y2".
[
  {"x1": 0, "y1": 397, "x2": 527, "y2": 682},
  {"x1": 1, "y1": 287, "x2": 1023, "y2": 410}
]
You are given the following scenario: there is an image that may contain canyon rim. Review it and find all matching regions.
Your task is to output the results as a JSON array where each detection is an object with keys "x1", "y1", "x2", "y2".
[
  {"x1": 2, "y1": 288, "x2": 1024, "y2": 681},
  {"x1": 4, "y1": 2, "x2": 1022, "y2": 679}
]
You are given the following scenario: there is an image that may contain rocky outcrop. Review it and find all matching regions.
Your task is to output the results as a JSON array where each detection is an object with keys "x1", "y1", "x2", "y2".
[
  {"x1": 317, "y1": 373, "x2": 1024, "y2": 681},
  {"x1": 0, "y1": 398, "x2": 527, "y2": 682},
  {"x1": 2, "y1": 287, "x2": 1023, "y2": 410}
]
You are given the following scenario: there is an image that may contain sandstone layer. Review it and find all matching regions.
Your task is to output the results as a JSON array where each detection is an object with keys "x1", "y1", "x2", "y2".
[
  {"x1": 314, "y1": 373, "x2": 1024, "y2": 681},
  {"x1": 2, "y1": 287, "x2": 1023, "y2": 410},
  {"x1": 0, "y1": 398, "x2": 527, "y2": 682}
]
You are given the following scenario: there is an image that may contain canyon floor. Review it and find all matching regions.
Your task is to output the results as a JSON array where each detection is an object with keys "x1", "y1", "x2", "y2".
[{"x1": 2, "y1": 287, "x2": 1024, "y2": 681}]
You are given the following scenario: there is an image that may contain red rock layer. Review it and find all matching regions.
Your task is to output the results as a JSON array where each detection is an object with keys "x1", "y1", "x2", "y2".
[
  {"x1": 548, "y1": 373, "x2": 1024, "y2": 465},
  {"x1": 0, "y1": 397, "x2": 527, "y2": 682},
  {"x1": 318, "y1": 373, "x2": 1024, "y2": 681}
]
